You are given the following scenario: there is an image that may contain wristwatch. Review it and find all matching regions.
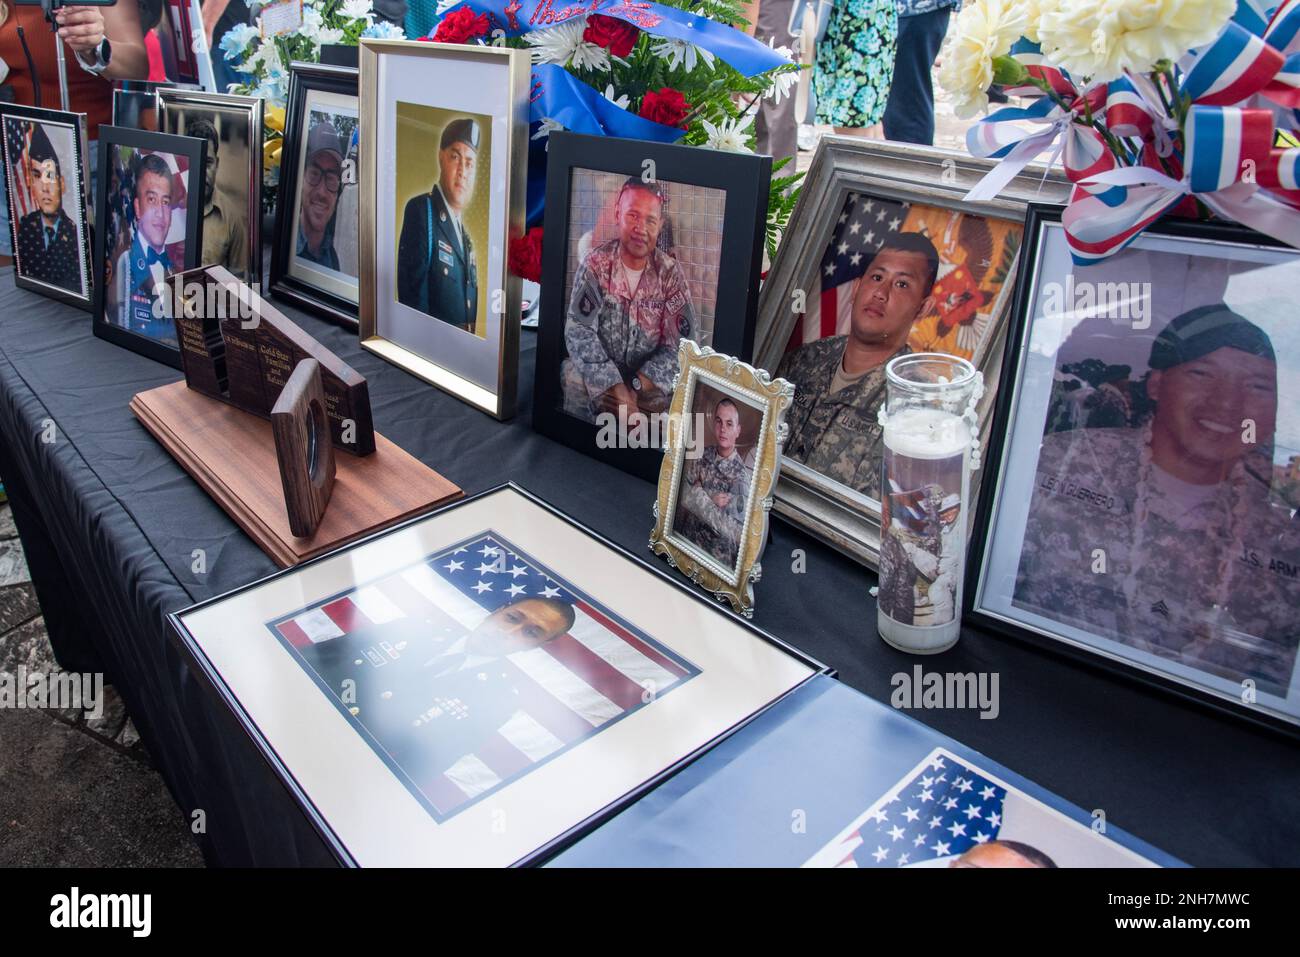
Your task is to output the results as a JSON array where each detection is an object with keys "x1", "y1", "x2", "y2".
[{"x1": 75, "y1": 37, "x2": 112, "y2": 76}]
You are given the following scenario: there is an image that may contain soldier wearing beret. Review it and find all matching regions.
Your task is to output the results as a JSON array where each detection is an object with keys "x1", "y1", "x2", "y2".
[
  {"x1": 396, "y1": 116, "x2": 480, "y2": 332},
  {"x1": 776, "y1": 232, "x2": 940, "y2": 499},
  {"x1": 561, "y1": 178, "x2": 697, "y2": 425},
  {"x1": 296, "y1": 121, "x2": 346, "y2": 271},
  {"x1": 1016, "y1": 304, "x2": 1300, "y2": 693},
  {"x1": 15, "y1": 124, "x2": 82, "y2": 293}
]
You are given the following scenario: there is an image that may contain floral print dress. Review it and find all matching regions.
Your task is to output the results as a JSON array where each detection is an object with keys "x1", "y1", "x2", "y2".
[{"x1": 814, "y1": 0, "x2": 899, "y2": 128}]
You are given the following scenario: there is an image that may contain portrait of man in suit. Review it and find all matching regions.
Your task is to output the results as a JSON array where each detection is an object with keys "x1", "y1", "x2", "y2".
[{"x1": 395, "y1": 115, "x2": 482, "y2": 334}]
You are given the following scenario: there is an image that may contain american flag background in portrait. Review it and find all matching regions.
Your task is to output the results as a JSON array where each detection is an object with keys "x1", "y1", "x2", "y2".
[
  {"x1": 4, "y1": 118, "x2": 35, "y2": 222},
  {"x1": 107, "y1": 145, "x2": 192, "y2": 273},
  {"x1": 269, "y1": 532, "x2": 699, "y2": 819},
  {"x1": 786, "y1": 192, "x2": 1023, "y2": 362},
  {"x1": 805, "y1": 746, "x2": 1158, "y2": 868}
]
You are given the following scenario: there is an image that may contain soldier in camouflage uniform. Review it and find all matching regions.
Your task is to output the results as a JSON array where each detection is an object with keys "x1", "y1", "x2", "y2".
[
  {"x1": 777, "y1": 232, "x2": 940, "y2": 498},
  {"x1": 674, "y1": 398, "x2": 751, "y2": 569},
  {"x1": 1015, "y1": 304, "x2": 1300, "y2": 694},
  {"x1": 562, "y1": 179, "x2": 696, "y2": 425}
]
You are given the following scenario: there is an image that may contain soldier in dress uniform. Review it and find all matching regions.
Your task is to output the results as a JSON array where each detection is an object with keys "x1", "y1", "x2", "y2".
[
  {"x1": 14, "y1": 124, "x2": 82, "y2": 293},
  {"x1": 561, "y1": 178, "x2": 697, "y2": 425},
  {"x1": 776, "y1": 232, "x2": 940, "y2": 498},
  {"x1": 107, "y1": 152, "x2": 176, "y2": 341},
  {"x1": 674, "y1": 397, "x2": 751, "y2": 568},
  {"x1": 296, "y1": 595, "x2": 576, "y2": 780},
  {"x1": 187, "y1": 118, "x2": 248, "y2": 279},
  {"x1": 396, "y1": 117, "x2": 480, "y2": 333},
  {"x1": 1016, "y1": 304, "x2": 1300, "y2": 693}
]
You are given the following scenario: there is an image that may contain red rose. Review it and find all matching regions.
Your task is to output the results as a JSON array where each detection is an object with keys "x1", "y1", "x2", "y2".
[
  {"x1": 639, "y1": 87, "x2": 690, "y2": 128},
  {"x1": 508, "y1": 226, "x2": 544, "y2": 283},
  {"x1": 429, "y1": 6, "x2": 491, "y2": 44},
  {"x1": 583, "y1": 14, "x2": 640, "y2": 58}
]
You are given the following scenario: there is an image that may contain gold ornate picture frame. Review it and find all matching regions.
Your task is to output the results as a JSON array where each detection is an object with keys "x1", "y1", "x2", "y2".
[{"x1": 651, "y1": 341, "x2": 794, "y2": 617}]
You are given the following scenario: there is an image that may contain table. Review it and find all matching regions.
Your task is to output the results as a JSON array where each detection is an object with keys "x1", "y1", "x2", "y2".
[{"x1": 0, "y1": 274, "x2": 1295, "y2": 866}]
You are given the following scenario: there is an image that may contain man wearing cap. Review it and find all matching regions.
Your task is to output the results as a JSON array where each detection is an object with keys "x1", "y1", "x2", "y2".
[
  {"x1": 296, "y1": 121, "x2": 345, "y2": 271},
  {"x1": 187, "y1": 118, "x2": 248, "y2": 279},
  {"x1": 108, "y1": 152, "x2": 177, "y2": 342},
  {"x1": 15, "y1": 124, "x2": 82, "y2": 293},
  {"x1": 396, "y1": 116, "x2": 480, "y2": 332},
  {"x1": 776, "y1": 231, "x2": 940, "y2": 499},
  {"x1": 1016, "y1": 303, "x2": 1300, "y2": 693},
  {"x1": 561, "y1": 178, "x2": 697, "y2": 425}
]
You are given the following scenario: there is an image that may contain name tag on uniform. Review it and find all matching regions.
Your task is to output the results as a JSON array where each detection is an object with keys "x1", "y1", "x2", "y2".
[{"x1": 438, "y1": 238, "x2": 455, "y2": 267}]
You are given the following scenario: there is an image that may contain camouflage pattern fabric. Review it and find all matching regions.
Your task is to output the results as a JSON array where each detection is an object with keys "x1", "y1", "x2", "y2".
[
  {"x1": 1015, "y1": 426, "x2": 1300, "y2": 694},
  {"x1": 562, "y1": 239, "x2": 696, "y2": 422},
  {"x1": 776, "y1": 336, "x2": 908, "y2": 498},
  {"x1": 674, "y1": 445, "x2": 750, "y2": 569}
]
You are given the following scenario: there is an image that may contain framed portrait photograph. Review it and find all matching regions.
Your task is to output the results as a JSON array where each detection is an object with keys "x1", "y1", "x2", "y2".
[
  {"x1": 533, "y1": 131, "x2": 772, "y2": 481},
  {"x1": 1, "y1": 104, "x2": 93, "y2": 309},
  {"x1": 358, "y1": 39, "x2": 529, "y2": 420},
  {"x1": 805, "y1": 747, "x2": 1163, "y2": 868},
  {"x1": 651, "y1": 342, "x2": 793, "y2": 617},
  {"x1": 968, "y1": 206, "x2": 1300, "y2": 734},
  {"x1": 158, "y1": 88, "x2": 263, "y2": 285},
  {"x1": 753, "y1": 137, "x2": 1068, "y2": 568},
  {"x1": 168, "y1": 484, "x2": 823, "y2": 866},
  {"x1": 112, "y1": 82, "x2": 176, "y2": 133},
  {"x1": 92, "y1": 126, "x2": 206, "y2": 368},
  {"x1": 270, "y1": 61, "x2": 361, "y2": 328}
]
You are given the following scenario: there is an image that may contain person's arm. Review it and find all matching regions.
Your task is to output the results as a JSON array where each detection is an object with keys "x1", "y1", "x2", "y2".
[
  {"x1": 57, "y1": 3, "x2": 150, "y2": 81},
  {"x1": 201, "y1": 0, "x2": 234, "y2": 44},
  {"x1": 564, "y1": 260, "x2": 626, "y2": 407}
]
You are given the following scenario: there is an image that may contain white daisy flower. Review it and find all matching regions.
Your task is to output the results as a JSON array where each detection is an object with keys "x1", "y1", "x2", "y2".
[
  {"x1": 525, "y1": 18, "x2": 612, "y2": 72},
  {"x1": 701, "y1": 113, "x2": 754, "y2": 153},
  {"x1": 602, "y1": 83, "x2": 630, "y2": 111},
  {"x1": 763, "y1": 45, "x2": 798, "y2": 103},
  {"x1": 650, "y1": 36, "x2": 715, "y2": 73}
]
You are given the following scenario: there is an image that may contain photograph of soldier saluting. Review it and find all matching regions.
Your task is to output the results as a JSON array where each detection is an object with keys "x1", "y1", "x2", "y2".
[
  {"x1": 396, "y1": 116, "x2": 481, "y2": 334},
  {"x1": 1015, "y1": 303, "x2": 1300, "y2": 694}
]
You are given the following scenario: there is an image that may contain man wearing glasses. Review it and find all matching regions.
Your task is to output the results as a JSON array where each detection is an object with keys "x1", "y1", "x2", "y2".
[
  {"x1": 296, "y1": 122, "x2": 345, "y2": 272},
  {"x1": 15, "y1": 124, "x2": 82, "y2": 293}
]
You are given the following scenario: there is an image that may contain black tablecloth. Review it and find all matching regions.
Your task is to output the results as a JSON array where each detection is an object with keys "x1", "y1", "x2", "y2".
[{"x1": 0, "y1": 273, "x2": 1295, "y2": 867}]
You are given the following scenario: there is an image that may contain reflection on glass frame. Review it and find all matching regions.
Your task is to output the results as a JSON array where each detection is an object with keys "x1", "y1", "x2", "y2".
[
  {"x1": 0, "y1": 104, "x2": 93, "y2": 309},
  {"x1": 753, "y1": 137, "x2": 1069, "y2": 569},
  {"x1": 157, "y1": 88, "x2": 264, "y2": 286},
  {"x1": 168, "y1": 484, "x2": 824, "y2": 866},
  {"x1": 968, "y1": 206, "x2": 1300, "y2": 735},
  {"x1": 535, "y1": 131, "x2": 772, "y2": 481},
  {"x1": 112, "y1": 83, "x2": 176, "y2": 133},
  {"x1": 270, "y1": 61, "x2": 361, "y2": 328},
  {"x1": 358, "y1": 39, "x2": 529, "y2": 420},
  {"x1": 92, "y1": 126, "x2": 206, "y2": 369},
  {"x1": 652, "y1": 341, "x2": 793, "y2": 618}
]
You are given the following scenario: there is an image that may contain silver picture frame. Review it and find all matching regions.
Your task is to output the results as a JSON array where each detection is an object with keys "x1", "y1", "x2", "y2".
[{"x1": 753, "y1": 137, "x2": 1070, "y2": 569}]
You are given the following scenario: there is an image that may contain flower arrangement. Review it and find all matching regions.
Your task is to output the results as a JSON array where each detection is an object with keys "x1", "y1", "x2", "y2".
[
  {"x1": 425, "y1": 0, "x2": 804, "y2": 268},
  {"x1": 941, "y1": 0, "x2": 1300, "y2": 261},
  {"x1": 220, "y1": 0, "x2": 405, "y2": 204}
]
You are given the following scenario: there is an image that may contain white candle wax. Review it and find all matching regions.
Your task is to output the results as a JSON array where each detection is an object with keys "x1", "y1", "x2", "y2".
[{"x1": 877, "y1": 407, "x2": 971, "y2": 654}]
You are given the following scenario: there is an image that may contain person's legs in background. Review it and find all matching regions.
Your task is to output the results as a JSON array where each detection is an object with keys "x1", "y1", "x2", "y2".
[
  {"x1": 881, "y1": 5, "x2": 952, "y2": 145},
  {"x1": 752, "y1": 0, "x2": 799, "y2": 171}
]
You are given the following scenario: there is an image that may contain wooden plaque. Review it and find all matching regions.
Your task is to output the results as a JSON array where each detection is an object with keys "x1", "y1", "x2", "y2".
[
  {"x1": 171, "y1": 264, "x2": 377, "y2": 455},
  {"x1": 131, "y1": 380, "x2": 462, "y2": 567},
  {"x1": 272, "y1": 358, "x2": 336, "y2": 538}
]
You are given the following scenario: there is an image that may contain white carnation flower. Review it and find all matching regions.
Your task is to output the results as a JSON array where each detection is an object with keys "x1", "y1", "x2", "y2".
[
  {"x1": 936, "y1": 0, "x2": 1027, "y2": 119},
  {"x1": 340, "y1": 0, "x2": 374, "y2": 22},
  {"x1": 1037, "y1": 0, "x2": 1236, "y2": 82}
]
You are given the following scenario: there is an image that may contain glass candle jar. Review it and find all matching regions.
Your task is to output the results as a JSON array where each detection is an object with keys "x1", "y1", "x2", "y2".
[{"x1": 877, "y1": 353, "x2": 982, "y2": 654}]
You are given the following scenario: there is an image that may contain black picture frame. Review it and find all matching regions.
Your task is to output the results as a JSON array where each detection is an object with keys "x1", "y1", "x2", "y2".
[
  {"x1": 533, "y1": 132, "x2": 771, "y2": 481},
  {"x1": 269, "y1": 61, "x2": 361, "y2": 329},
  {"x1": 166, "y1": 482, "x2": 829, "y2": 867},
  {"x1": 92, "y1": 125, "x2": 206, "y2": 370},
  {"x1": 965, "y1": 203, "x2": 1300, "y2": 739},
  {"x1": 0, "y1": 103, "x2": 94, "y2": 310}
]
